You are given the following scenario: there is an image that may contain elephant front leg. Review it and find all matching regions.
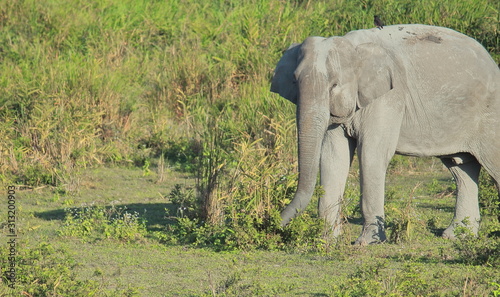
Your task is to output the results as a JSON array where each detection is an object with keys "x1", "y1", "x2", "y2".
[
  {"x1": 355, "y1": 145, "x2": 392, "y2": 245},
  {"x1": 351, "y1": 101, "x2": 403, "y2": 245},
  {"x1": 441, "y1": 157, "x2": 481, "y2": 239},
  {"x1": 319, "y1": 126, "x2": 356, "y2": 237}
]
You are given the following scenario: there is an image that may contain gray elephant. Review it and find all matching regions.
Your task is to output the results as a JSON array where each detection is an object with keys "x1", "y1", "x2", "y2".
[{"x1": 270, "y1": 24, "x2": 500, "y2": 245}]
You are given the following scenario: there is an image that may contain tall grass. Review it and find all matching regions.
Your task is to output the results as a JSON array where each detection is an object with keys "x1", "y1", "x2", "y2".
[{"x1": 1, "y1": 0, "x2": 498, "y2": 185}]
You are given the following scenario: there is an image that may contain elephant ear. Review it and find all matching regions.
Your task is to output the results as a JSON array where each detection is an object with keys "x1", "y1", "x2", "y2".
[
  {"x1": 270, "y1": 43, "x2": 301, "y2": 104},
  {"x1": 355, "y1": 42, "x2": 394, "y2": 108}
]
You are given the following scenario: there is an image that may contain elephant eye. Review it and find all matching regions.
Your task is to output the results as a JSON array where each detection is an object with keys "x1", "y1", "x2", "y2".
[{"x1": 329, "y1": 83, "x2": 339, "y2": 94}]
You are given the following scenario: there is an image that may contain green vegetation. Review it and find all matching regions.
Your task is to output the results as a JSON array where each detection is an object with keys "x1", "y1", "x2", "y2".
[
  {"x1": 0, "y1": 166, "x2": 497, "y2": 296},
  {"x1": 0, "y1": 0, "x2": 499, "y2": 295},
  {"x1": 58, "y1": 204, "x2": 148, "y2": 242},
  {"x1": 0, "y1": 242, "x2": 102, "y2": 296}
]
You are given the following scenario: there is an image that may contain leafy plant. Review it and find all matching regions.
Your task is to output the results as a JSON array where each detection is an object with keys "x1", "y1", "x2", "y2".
[
  {"x1": 385, "y1": 184, "x2": 421, "y2": 243},
  {"x1": 58, "y1": 204, "x2": 147, "y2": 242},
  {"x1": 452, "y1": 231, "x2": 500, "y2": 266},
  {"x1": 168, "y1": 184, "x2": 198, "y2": 218}
]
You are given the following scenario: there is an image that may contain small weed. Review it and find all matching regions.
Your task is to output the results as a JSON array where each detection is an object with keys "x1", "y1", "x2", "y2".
[
  {"x1": 453, "y1": 217, "x2": 476, "y2": 238},
  {"x1": 386, "y1": 184, "x2": 420, "y2": 243},
  {"x1": 142, "y1": 159, "x2": 151, "y2": 177},
  {"x1": 164, "y1": 217, "x2": 239, "y2": 251},
  {"x1": 168, "y1": 184, "x2": 198, "y2": 218},
  {"x1": 332, "y1": 260, "x2": 387, "y2": 296},
  {"x1": 156, "y1": 153, "x2": 168, "y2": 183}
]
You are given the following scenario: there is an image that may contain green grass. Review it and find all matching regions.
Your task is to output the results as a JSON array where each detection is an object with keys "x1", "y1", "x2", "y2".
[
  {"x1": 0, "y1": 0, "x2": 498, "y2": 187},
  {"x1": 1, "y1": 162, "x2": 499, "y2": 296},
  {"x1": 0, "y1": 0, "x2": 499, "y2": 295}
]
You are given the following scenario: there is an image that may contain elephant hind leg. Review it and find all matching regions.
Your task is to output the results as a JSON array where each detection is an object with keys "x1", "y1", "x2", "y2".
[
  {"x1": 475, "y1": 126, "x2": 500, "y2": 186},
  {"x1": 441, "y1": 156, "x2": 481, "y2": 239},
  {"x1": 474, "y1": 142, "x2": 500, "y2": 209}
]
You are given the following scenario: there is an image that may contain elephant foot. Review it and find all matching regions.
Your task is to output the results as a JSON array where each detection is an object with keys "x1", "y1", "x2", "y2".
[
  {"x1": 442, "y1": 226, "x2": 457, "y2": 240},
  {"x1": 323, "y1": 217, "x2": 343, "y2": 238},
  {"x1": 331, "y1": 224, "x2": 342, "y2": 238},
  {"x1": 442, "y1": 219, "x2": 479, "y2": 239},
  {"x1": 354, "y1": 221, "x2": 387, "y2": 246}
]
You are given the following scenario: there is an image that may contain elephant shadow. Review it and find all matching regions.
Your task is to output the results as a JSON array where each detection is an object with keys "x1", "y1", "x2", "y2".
[{"x1": 35, "y1": 202, "x2": 177, "y2": 232}]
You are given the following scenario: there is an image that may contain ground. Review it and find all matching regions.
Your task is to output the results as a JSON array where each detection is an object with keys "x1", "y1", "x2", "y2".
[{"x1": 6, "y1": 160, "x2": 500, "y2": 296}]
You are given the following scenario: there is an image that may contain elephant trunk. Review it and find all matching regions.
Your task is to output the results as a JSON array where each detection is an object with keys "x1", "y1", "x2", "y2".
[{"x1": 281, "y1": 90, "x2": 330, "y2": 226}]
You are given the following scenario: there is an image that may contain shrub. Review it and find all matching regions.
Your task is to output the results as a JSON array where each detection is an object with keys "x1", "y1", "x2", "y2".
[
  {"x1": 58, "y1": 204, "x2": 148, "y2": 242},
  {"x1": 386, "y1": 184, "x2": 420, "y2": 243},
  {"x1": 168, "y1": 183, "x2": 198, "y2": 219},
  {"x1": 452, "y1": 232, "x2": 500, "y2": 266},
  {"x1": 163, "y1": 188, "x2": 328, "y2": 252}
]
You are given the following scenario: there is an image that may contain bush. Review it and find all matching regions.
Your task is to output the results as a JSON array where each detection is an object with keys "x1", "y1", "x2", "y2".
[
  {"x1": 58, "y1": 204, "x2": 148, "y2": 243},
  {"x1": 453, "y1": 232, "x2": 500, "y2": 266},
  {"x1": 168, "y1": 183, "x2": 198, "y2": 219},
  {"x1": 163, "y1": 194, "x2": 329, "y2": 252},
  {"x1": 386, "y1": 186, "x2": 419, "y2": 244}
]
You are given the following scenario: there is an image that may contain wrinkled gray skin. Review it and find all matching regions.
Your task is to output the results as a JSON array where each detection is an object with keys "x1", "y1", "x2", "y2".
[{"x1": 270, "y1": 24, "x2": 500, "y2": 245}]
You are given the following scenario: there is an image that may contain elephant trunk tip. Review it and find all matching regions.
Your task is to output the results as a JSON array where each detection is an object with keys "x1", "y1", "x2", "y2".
[{"x1": 280, "y1": 206, "x2": 298, "y2": 227}]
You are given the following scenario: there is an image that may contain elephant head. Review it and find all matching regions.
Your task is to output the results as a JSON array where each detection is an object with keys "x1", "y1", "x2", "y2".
[{"x1": 271, "y1": 37, "x2": 394, "y2": 226}]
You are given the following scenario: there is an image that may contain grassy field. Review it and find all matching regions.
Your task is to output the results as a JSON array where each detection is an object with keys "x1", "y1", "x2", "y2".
[
  {"x1": 3, "y1": 161, "x2": 500, "y2": 296},
  {"x1": 1, "y1": 0, "x2": 499, "y2": 296}
]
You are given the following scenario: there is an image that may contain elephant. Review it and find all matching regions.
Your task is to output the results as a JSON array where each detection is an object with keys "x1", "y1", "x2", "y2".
[{"x1": 270, "y1": 24, "x2": 500, "y2": 245}]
